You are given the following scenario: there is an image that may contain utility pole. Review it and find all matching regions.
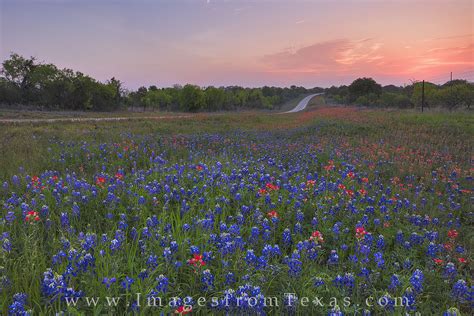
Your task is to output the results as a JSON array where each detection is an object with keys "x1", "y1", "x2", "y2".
[{"x1": 421, "y1": 80, "x2": 425, "y2": 112}]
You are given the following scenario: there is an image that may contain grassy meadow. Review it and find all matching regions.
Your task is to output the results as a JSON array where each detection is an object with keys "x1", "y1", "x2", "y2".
[{"x1": 0, "y1": 103, "x2": 472, "y2": 315}]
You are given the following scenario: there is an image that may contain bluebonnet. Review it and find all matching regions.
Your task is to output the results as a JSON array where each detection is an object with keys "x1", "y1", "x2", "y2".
[
  {"x1": 245, "y1": 249, "x2": 257, "y2": 265},
  {"x1": 328, "y1": 250, "x2": 339, "y2": 265},
  {"x1": 327, "y1": 306, "x2": 343, "y2": 316},
  {"x1": 120, "y1": 276, "x2": 134, "y2": 290},
  {"x1": 427, "y1": 242, "x2": 439, "y2": 257},
  {"x1": 102, "y1": 277, "x2": 117, "y2": 289},
  {"x1": 250, "y1": 226, "x2": 260, "y2": 243},
  {"x1": 314, "y1": 277, "x2": 325, "y2": 287},
  {"x1": 163, "y1": 247, "x2": 172, "y2": 261},
  {"x1": 5, "y1": 211, "x2": 15, "y2": 223},
  {"x1": 287, "y1": 251, "x2": 302, "y2": 277},
  {"x1": 376, "y1": 235, "x2": 385, "y2": 249},
  {"x1": 451, "y1": 279, "x2": 468, "y2": 303},
  {"x1": 60, "y1": 212, "x2": 70, "y2": 228},
  {"x1": 409, "y1": 269, "x2": 424, "y2": 294},
  {"x1": 389, "y1": 274, "x2": 400, "y2": 291},
  {"x1": 155, "y1": 275, "x2": 169, "y2": 293},
  {"x1": 138, "y1": 269, "x2": 149, "y2": 280},
  {"x1": 8, "y1": 293, "x2": 30, "y2": 315},
  {"x1": 444, "y1": 262, "x2": 457, "y2": 280},
  {"x1": 374, "y1": 252, "x2": 385, "y2": 269},
  {"x1": 41, "y1": 269, "x2": 84, "y2": 302},
  {"x1": 225, "y1": 272, "x2": 236, "y2": 285},
  {"x1": 190, "y1": 245, "x2": 200, "y2": 254},
  {"x1": 403, "y1": 288, "x2": 417, "y2": 311},
  {"x1": 109, "y1": 239, "x2": 121, "y2": 253},
  {"x1": 147, "y1": 254, "x2": 158, "y2": 270},
  {"x1": 2, "y1": 238, "x2": 12, "y2": 253},
  {"x1": 379, "y1": 294, "x2": 395, "y2": 312},
  {"x1": 201, "y1": 269, "x2": 214, "y2": 291},
  {"x1": 282, "y1": 228, "x2": 292, "y2": 246},
  {"x1": 359, "y1": 267, "x2": 371, "y2": 279}
]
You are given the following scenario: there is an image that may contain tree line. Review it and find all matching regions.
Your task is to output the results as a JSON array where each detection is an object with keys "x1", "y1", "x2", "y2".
[
  {"x1": 0, "y1": 53, "x2": 323, "y2": 112},
  {"x1": 1, "y1": 53, "x2": 472, "y2": 111},
  {"x1": 326, "y1": 77, "x2": 473, "y2": 110}
]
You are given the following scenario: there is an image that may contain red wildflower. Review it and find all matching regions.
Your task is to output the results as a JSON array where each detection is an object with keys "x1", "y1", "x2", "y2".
[
  {"x1": 345, "y1": 189, "x2": 354, "y2": 197},
  {"x1": 324, "y1": 160, "x2": 335, "y2": 171},
  {"x1": 258, "y1": 188, "x2": 267, "y2": 195},
  {"x1": 96, "y1": 176, "x2": 106, "y2": 186},
  {"x1": 433, "y1": 258, "x2": 444, "y2": 265},
  {"x1": 175, "y1": 305, "x2": 192, "y2": 315},
  {"x1": 196, "y1": 165, "x2": 203, "y2": 171},
  {"x1": 265, "y1": 183, "x2": 279, "y2": 191},
  {"x1": 444, "y1": 243, "x2": 454, "y2": 251},
  {"x1": 457, "y1": 257, "x2": 467, "y2": 264},
  {"x1": 361, "y1": 177, "x2": 369, "y2": 183},
  {"x1": 31, "y1": 176, "x2": 42, "y2": 188},
  {"x1": 309, "y1": 231, "x2": 324, "y2": 243},
  {"x1": 356, "y1": 226, "x2": 367, "y2": 239},
  {"x1": 447, "y1": 229, "x2": 458, "y2": 239},
  {"x1": 358, "y1": 189, "x2": 367, "y2": 196},
  {"x1": 324, "y1": 164, "x2": 334, "y2": 171},
  {"x1": 338, "y1": 184, "x2": 346, "y2": 190},
  {"x1": 347, "y1": 172, "x2": 355, "y2": 179},
  {"x1": 25, "y1": 211, "x2": 40, "y2": 222},
  {"x1": 267, "y1": 210, "x2": 278, "y2": 218},
  {"x1": 306, "y1": 180, "x2": 316, "y2": 187},
  {"x1": 187, "y1": 254, "x2": 206, "y2": 267},
  {"x1": 115, "y1": 173, "x2": 123, "y2": 180}
]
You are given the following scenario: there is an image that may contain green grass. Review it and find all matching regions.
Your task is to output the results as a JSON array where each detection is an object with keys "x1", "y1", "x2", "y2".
[
  {"x1": 0, "y1": 108, "x2": 472, "y2": 180},
  {"x1": 0, "y1": 105, "x2": 472, "y2": 315}
]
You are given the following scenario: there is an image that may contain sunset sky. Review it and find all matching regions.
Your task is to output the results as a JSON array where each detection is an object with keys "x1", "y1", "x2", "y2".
[{"x1": 1, "y1": 0, "x2": 473, "y2": 89}]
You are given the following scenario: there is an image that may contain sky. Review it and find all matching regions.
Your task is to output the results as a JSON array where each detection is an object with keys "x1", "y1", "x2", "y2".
[{"x1": 1, "y1": 0, "x2": 473, "y2": 89}]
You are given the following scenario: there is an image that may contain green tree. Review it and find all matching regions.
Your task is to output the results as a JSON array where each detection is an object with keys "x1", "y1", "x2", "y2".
[
  {"x1": 107, "y1": 77, "x2": 123, "y2": 104},
  {"x1": 1, "y1": 53, "x2": 36, "y2": 90},
  {"x1": 180, "y1": 84, "x2": 204, "y2": 112},
  {"x1": 142, "y1": 89, "x2": 172, "y2": 110},
  {"x1": 411, "y1": 81, "x2": 439, "y2": 109},
  {"x1": 348, "y1": 77, "x2": 382, "y2": 102},
  {"x1": 438, "y1": 83, "x2": 474, "y2": 110},
  {"x1": 204, "y1": 86, "x2": 226, "y2": 111}
]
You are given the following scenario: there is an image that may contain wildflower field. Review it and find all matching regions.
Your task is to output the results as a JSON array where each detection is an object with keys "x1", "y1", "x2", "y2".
[{"x1": 0, "y1": 107, "x2": 472, "y2": 315}]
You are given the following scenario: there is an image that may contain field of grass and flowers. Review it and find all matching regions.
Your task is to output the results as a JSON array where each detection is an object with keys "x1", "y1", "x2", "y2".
[{"x1": 0, "y1": 106, "x2": 472, "y2": 315}]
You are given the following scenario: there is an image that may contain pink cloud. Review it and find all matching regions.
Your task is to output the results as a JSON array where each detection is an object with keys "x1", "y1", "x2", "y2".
[
  {"x1": 258, "y1": 37, "x2": 474, "y2": 82},
  {"x1": 260, "y1": 39, "x2": 386, "y2": 74},
  {"x1": 260, "y1": 39, "x2": 353, "y2": 73}
]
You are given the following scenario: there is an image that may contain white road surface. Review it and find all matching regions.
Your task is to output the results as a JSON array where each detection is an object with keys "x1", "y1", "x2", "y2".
[{"x1": 284, "y1": 93, "x2": 324, "y2": 113}]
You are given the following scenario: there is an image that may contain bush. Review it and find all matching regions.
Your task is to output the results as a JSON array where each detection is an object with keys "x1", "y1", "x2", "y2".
[
  {"x1": 380, "y1": 93, "x2": 413, "y2": 108},
  {"x1": 354, "y1": 93, "x2": 379, "y2": 106},
  {"x1": 0, "y1": 79, "x2": 21, "y2": 104}
]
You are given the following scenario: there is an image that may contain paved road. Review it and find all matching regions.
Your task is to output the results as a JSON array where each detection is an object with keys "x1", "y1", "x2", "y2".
[
  {"x1": 284, "y1": 93, "x2": 324, "y2": 113},
  {"x1": 0, "y1": 114, "x2": 192, "y2": 124}
]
